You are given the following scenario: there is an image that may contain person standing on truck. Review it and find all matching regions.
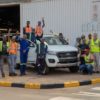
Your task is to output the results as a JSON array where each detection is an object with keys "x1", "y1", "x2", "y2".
[
  {"x1": 35, "y1": 17, "x2": 45, "y2": 40},
  {"x1": 36, "y1": 38, "x2": 48, "y2": 75},
  {"x1": 79, "y1": 47, "x2": 94, "y2": 75},
  {"x1": 23, "y1": 21, "x2": 32, "y2": 40},
  {"x1": 16, "y1": 34, "x2": 30, "y2": 76},
  {"x1": 59, "y1": 33, "x2": 69, "y2": 44},
  {"x1": 8, "y1": 36, "x2": 18, "y2": 76},
  {"x1": 90, "y1": 33, "x2": 100, "y2": 73}
]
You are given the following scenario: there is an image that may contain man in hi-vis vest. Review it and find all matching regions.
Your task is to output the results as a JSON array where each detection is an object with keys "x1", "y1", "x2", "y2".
[
  {"x1": 79, "y1": 48, "x2": 94, "y2": 75},
  {"x1": 8, "y1": 36, "x2": 18, "y2": 76},
  {"x1": 23, "y1": 21, "x2": 32, "y2": 40},
  {"x1": 35, "y1": 17, "x2": 45, "y2": 40},
  {"x1": 90, "y1": 33, "x2": 100, "y2": 73}
]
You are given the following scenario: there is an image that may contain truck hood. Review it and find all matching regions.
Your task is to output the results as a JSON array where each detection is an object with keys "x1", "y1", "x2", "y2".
[{"x1": 48, "y1": 45, "x2": 78, "y2": 52}]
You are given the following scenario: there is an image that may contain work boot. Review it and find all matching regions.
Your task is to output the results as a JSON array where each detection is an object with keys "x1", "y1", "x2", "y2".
[
  {"x1": 9, "y1": 73, "x2": 14, "y2": 76},
  {"x1": 2, "y1": 73, "x2": 5, "y2": 78},
  {"x1": 96, "y1": 71, "x2": 100, "y2": 73},
  {"x1": 13, "y1": 73, "x2": 17, "y2": 76},
  {"x1": 20, "y1": 73, "x2": 26, "y2": 76},
  {"x1": 9, "y1": 73, "x2": 17, "y2": 76}
]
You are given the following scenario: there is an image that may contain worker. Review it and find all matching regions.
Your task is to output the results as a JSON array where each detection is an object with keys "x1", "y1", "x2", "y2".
[
  {"x1": 0, "y1": 31, "x2": 5, "y2": 77},
  {"x1": 75, "y1": 37, "x2": 81, "y2": 49},
  {"x1": 90, "y1": 33, "x2": 100, "y2": 73},
  {"x1": 59, "y1": 33, "x2": 68, "y2": 44},
  {"x1": 16, "y1": 34, "x2": 30, "y2": 76},
  {"x1": 35, "y1": 17, "x2": 45, "y2": 40},
  {"x1": 8, "y1": 36, "x2": 18, "y2": 76},
  {"x1": 23, "y1": 21, "x2": 32, "y2": 40},
  {"x1": 31, "y1": 28, "x2": 36, "y2": 43},
  {"x1": 79, "y1": 47, "x2": 94, "y2": 75},
  {"x1": 79, "y1": 38, "x2": 89, "y2": 55},
  {"x1": 36, "y1": 38, "x2": 48, "y2": 75},
  {"x1": 86, "y1": 33, "x2": 92, "y2": 46},
  {"x1": 81, "y1": 34, "x2": 86, "y2": 44}
]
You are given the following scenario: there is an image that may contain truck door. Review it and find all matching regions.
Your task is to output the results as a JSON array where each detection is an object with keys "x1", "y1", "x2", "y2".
[{"x1": 28, "y1": 43, "x2": 37, "y2": 64}]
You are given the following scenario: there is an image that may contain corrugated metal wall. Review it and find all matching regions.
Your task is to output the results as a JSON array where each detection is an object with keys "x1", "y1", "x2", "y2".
[
  {"x1": 0, "y1": 0, "x2": 30, "y2": 3},
  {"x1": 20, "y1": 0, "x2": 93, "y2": 44}
]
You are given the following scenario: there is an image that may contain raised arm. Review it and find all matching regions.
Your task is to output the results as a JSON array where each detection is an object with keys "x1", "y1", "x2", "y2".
[{"x1": 42, "y1": 17, "x2": 45, "y2": 28}]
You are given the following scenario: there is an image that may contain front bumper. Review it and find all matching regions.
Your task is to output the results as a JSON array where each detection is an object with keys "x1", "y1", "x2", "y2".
[{"x1": 46, "y1": 54, "x2": 79, "y2": 68}]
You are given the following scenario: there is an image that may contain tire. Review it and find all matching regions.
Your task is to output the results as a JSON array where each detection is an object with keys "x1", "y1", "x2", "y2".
[
  {"x1": 49, "y1": 68, "x2": 56, "y2": 72},
  {"x1": 69, "y1": 66, "x2": 79, "y2": 73},
  {"x1": 15, "y1": 63, "x2": 20, "y2": 69}
]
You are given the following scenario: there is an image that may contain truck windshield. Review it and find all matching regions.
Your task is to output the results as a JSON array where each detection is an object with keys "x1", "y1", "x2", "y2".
[{"x1": 44, "y1": 36, "x2": 68, "y2": 45}]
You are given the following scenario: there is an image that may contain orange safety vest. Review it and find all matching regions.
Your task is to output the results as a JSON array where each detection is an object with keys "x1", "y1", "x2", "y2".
[
  {"x1": 8, "y1": 42, "x2": 18, "y2": 55},
  {"x1": 25, "y1": 26, "x2": 32, "y2": 33},
  {"x1": 35, "y1": 26, "x2": 43, "y2": 36}
]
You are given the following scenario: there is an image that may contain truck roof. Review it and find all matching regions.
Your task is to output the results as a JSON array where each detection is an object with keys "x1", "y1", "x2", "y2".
[{"x1": 43, "y1": 33, "x2": 59, "y2": 37}]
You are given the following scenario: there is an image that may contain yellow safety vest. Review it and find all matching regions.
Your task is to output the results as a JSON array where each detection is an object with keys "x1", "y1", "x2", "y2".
[
  {"x1": 90, "y1": 39, "x2": 100, "y2": 53},
  {"x1": 7, "y1": 42, "x2": 10, "y2": 48},
  {"x1": 84, "y1": 53, "x2": 94, "y2": 65},
  {"x1": 0, "y1": 41, "x2": 10, "y2": 53},
  {"x1": 0, "y1": 41, "x2": 3, "y2": 52}
]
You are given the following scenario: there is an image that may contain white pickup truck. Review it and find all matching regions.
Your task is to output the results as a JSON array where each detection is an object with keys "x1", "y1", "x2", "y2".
[{"x1": 16, "y1": 34, "x2": 79, "y2": 74}]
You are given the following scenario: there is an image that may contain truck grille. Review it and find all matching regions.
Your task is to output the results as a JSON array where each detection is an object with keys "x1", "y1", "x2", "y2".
[
  {"x1": 59, "y1": 58, "x2": 78, "y2": 64},
  {"x1": 57, "y1": 52, "x2": 78, "y2": 58},
  {"x1": 57, "y1": 52, "x2": 78, "y2": 64}
]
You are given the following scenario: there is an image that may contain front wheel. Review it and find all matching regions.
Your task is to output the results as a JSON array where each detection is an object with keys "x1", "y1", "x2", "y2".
[{"x1": 69, "y1": 66, "x2": 79, "y2": 73}]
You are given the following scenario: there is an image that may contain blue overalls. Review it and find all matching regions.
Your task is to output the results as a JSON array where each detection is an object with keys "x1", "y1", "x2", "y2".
[{"x1": 17, "y1": 36, "x2": 30, "y2": 75}]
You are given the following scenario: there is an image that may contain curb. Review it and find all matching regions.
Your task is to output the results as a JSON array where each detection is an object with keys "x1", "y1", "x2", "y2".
[{"x1": 0, "y1": 78, "x2": 100, "y2": 89}]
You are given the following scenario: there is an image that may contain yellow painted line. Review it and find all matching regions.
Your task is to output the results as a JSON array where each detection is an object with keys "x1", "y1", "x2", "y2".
[
  {"x1": 91, "y1": 78, "x2": 100, "y2": 84},
  {"x1": 25, "y1": 83, "x2": 40, "y2": 89},
  {"x1": 64, "y1": 81, "x2": 79, "y2": 88},
  {"x1": 0, "y1": 81, "x2": 12, "y2": 87}
]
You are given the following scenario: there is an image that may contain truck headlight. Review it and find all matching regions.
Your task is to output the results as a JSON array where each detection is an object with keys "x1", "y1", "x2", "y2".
[
  {"x1": 48, "y1": 59, "x2": 55, "y2": 63},
  {"x1": 48, "y1": 51, "x2": 56, "y2": 55}
]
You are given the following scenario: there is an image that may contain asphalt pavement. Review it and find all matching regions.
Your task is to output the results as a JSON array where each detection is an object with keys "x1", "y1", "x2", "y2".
[
  {"x1": 0, "y1": 65, "x2": 100, "y2": 100},
  {"x1": 0, "y1": 84, "x2": 100, "y2": 100},
  {"x1": 0, "y1": 65, "x2": 100, "y2": 84}
]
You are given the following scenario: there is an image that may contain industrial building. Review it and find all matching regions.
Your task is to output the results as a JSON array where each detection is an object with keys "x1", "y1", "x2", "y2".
[{"x1": 0, "y1": 0, "x2": 100, "y2": 44}]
